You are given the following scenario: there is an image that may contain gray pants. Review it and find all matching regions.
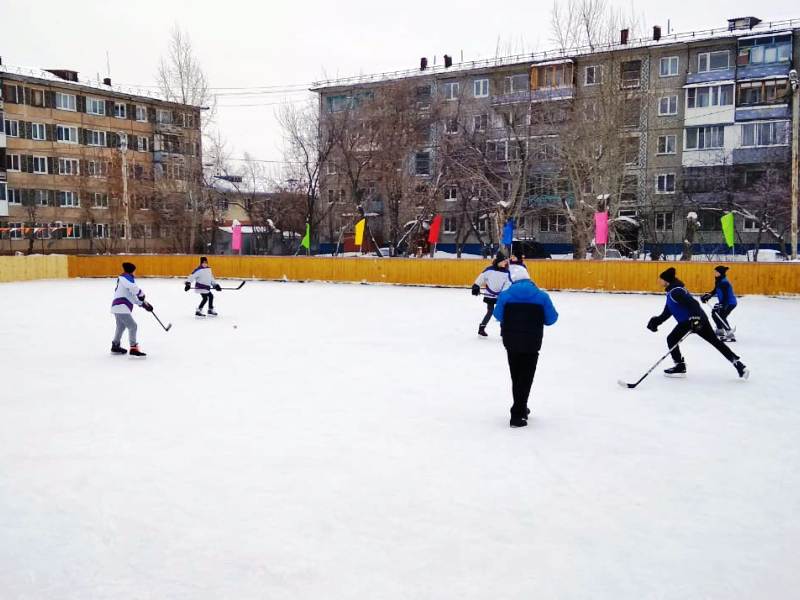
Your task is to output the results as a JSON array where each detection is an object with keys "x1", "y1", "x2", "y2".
[{"x1": 113, "y1": 313, "x2": 138, "y2": 346}]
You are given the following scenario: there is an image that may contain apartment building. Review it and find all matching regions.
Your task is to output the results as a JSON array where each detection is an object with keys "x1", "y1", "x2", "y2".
[
  {"x1": 313, "y1": 16, "x2": 799, "y2": 257},
  {"x1": 0, "y1": 61, "x2": 202, "y2": 254}
]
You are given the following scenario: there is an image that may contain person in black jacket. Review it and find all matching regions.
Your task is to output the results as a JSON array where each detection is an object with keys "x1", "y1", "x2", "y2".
[
  {"x1": 647, "y1": 267, "x2": 748, "y2": 379},
  {"x1": 701, "y1": 265, "x2": 738, "y2": 341},
  {"x1": 493, "y1": 265, "x2": 558, "y2": 428}
]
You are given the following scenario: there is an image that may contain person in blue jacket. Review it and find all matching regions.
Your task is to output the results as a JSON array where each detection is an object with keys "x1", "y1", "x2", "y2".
[
  {"x1": 493, "y1": 265, "x2": 558, "y2": 428},
  {"x1": 701, "y1": 265, "x2": 738, "y2": 342},
  {"x1": 647, "y1": 267, "x2": 748, "y2": 379}
]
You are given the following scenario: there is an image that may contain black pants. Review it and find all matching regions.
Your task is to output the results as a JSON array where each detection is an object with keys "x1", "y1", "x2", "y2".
[
  {"x1": 667, "y1": 319, "x2": 739, "y2": 364},
  {"x1": 712, "y1": 304, "x2": 735, "y2": 331},
  {"x1": 198, "y1": 292, "x2": 214, "y2": 310},
  {"x1": 506, "y1": 350, "x2": 539, "y2": 420},
  {"x1": 480, "y1": 298, "x2": 496, "y2": 328}
]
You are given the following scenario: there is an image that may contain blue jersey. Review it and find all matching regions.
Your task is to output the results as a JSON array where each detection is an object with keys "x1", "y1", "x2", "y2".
[{"x1": 714, "y1": 277, "x2": 737, "y2": 307}]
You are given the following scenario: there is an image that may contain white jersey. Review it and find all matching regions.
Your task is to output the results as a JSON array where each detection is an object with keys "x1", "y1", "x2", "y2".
[
  {"x1": 474, "y1": 266, "x2": 512, "y2": 299},
  {"x1": 111, "y1": 273, "x2": 145, "y2": 314},
  {"x1": 187, "y1": 265, "x2": 217, "y2": 294}
]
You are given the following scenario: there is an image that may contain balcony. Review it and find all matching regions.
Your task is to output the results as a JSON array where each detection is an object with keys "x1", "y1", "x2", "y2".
[
  {"x1": 686, "y1": 67, "x2": 736, "y2": 85},
  {"x1": 735, "y1": 105, "x2": 790, "y2": 121},
  {"x1": 737, "y1": 63, "x2": 792, "y2": 80},
  {"x1": 531, "y1": 85, "x2": 575, "y2": 103},
  {"x1": 491, "y1": 90, "x2": 531, "y2": 106},
  {"x1": 0, "y1": 132, "x2": 6, "y2": 149},
  {"x1": 732, "y1": 146, "x2": 790, "y2": 164}
]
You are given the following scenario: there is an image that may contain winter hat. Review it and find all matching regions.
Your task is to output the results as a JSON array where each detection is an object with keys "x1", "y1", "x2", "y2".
[
  {"x1": 495, "y1": 250, "x2": 506, "y2": 262},
  {"x1": 659, "y1": 267, "x2": 677, "y2": 283},
  {"x1": 122, "y1": 262, "x2": 136, "y2": 274},
  {"x1": 509, "y1": 264, "x2": 531, "y2": 282},
  {"x1": 200, "y1": 256, "x2": 208, "y2": 264},
  {"x1": 715, "y1": 265, "x2": 729, "y2": 276}
]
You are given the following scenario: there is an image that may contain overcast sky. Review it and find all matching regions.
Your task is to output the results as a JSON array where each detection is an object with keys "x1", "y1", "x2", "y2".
[{"x1": 3, "y1": 0, "x2": 797, "y2": 178}]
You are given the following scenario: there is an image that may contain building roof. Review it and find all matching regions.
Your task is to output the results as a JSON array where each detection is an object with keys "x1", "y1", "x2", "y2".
[
  {"x1": 0, "y1": 63, "x2": 202, "y2": 108},
  {"x1": 311, "y1": 17, "x2": 800, "y2": 92}
]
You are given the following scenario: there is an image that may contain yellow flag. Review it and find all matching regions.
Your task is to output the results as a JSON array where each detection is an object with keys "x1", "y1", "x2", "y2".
[{"x1": 354, "y1": 218, "x2": 366, "y2": 246}]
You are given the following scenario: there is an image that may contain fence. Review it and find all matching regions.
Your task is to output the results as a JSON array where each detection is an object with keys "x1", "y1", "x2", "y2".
[{"x1": 1, "y1": 255, "x2": 798, "y2": 295}]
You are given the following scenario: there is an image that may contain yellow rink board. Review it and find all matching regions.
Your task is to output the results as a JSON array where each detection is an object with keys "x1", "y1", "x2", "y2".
[
  {"x1": 58, "y1": 255, "x2": 800, "y2": 296},
  {"x1": 0, "y1": 255, "x2": 69, "y2": 282}
]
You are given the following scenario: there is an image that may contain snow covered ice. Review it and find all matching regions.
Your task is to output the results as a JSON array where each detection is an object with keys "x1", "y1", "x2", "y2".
[{"x1": 1, "y1": 277, "x2": 798, "y2": 599}]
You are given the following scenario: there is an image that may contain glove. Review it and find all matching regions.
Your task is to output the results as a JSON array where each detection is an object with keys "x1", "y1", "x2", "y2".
[
  {"x1": 214, "y1": 284, "x2": 222, "y2": 292},
  {"x1": 142, "y1": 301, "x2": 154, "y2": 312},
  {"x1": 689, "y1": 316, "x2": 702, "y2": 332},
  {"x1": 700, "y1": 293, "x2": 712, "y2": 304},
  {"x1": 471, "y1": 284, "x2": 481, "y2": 296},
  {"x1": 646, "y1": 317, "x2": 659, "y2": 332},
  {"x1": 184, "y1": 282, "x2": 191, "y2": 292}
]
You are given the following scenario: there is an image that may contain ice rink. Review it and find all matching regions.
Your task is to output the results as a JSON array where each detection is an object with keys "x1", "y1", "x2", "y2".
[{"x1": 1, "y1": 276, "x2": 798, "y2": 599}]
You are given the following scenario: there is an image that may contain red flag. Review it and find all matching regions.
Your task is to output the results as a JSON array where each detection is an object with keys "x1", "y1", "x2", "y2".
[{"x1": 428, "y1": 215, "x2": 442, "y2": 244}]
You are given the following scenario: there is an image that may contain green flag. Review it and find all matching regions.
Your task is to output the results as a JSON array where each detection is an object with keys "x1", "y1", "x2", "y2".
[
  {"x1": 300, "y1": 223, "x2": 310, "y2": 250},
  {"x1": 721, "y1": 212, "x2": 735, "y2": 248}
]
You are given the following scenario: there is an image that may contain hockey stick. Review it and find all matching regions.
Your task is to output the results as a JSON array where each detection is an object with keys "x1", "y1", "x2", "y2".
[
  {"x1": 217, "y1": 281, "x2": 246, "y2": 290},
  {"x1": 618, "y1": 331, "x2": 692, "y2": 389},
  {"x1": 150, "y1": 310, "x2": 172, "y2": 332}
]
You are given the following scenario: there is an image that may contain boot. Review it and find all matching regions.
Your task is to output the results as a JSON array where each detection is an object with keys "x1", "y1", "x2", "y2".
[
  {"x1": 207, "y1": 309, "x2": 218, "y2": 316},
  {"x1": 510, "y1": 417, "x2": 528, "y2": 428},
  {"x1": 478, "y1": 325, "x2": 487, "y2": 337},
  {"x1": 733, "y1": 360, "x2": 749, "y2": 380},
  {"x1": 111, "y1": 342, "x2": 127, "y2": 355},
  {"x1": 724, "y1": 330, "x2": 737, "y2": 342},
  {"x1": 129, "y1": 345, "x2": 147, "y2": 357},
  {"x1": 664, "y1": 362, "x2": 687, "y2": 377},
  {"x1": 195, "y1": 309, "x2": 206, "y2": 317}
]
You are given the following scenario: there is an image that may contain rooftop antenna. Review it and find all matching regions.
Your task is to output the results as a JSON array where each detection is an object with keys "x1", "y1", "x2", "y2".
[
  {"x1": 106, "y1": 50, "x2": 111, "y2": 78},
  {"x1": 667, "y1": 19, "x2": 671, "y2": 35}
]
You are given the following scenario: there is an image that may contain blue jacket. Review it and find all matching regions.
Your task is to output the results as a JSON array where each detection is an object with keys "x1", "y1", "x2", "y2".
[
  {"x1": 653, "y1": 280, "x2": 704, "y2": 325},
  {"x1": 710, "y1": 277, "x2": 737, "y2": 307},
  {"x1": 494, "y1": 280, "x2": 558, "y2": 353}
]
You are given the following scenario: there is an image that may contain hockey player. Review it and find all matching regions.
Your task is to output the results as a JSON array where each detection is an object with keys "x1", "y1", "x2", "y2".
[
  {"x1": 493, "y1": 264, "x2": 558, "y2": 428},
  {"x1": 701, "y1": 265, "x2": 738, "y2": 342},
  {"x1": 471, "y1": 252, "x2": 511, "y2": 336},
  {"x1": 647, "y1": 267, "x2": 748, "y2": 379},
  {"x1": 185, "y1": 256, "x2": 222, "y2": 317},
  {"x1": 110, "y1": 262, "x2": 153, "y2": 357}
]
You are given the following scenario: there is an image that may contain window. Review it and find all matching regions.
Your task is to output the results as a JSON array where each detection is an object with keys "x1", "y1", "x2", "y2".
[
  {"x1": 114, "y1": 102, "x2": 127, "y2": 119},
  {"x1": 443, "y1": 217, "x2": 457, "y2": 234},
  {"x1": 737, "y1": 35, "x2": 792, "y2": 66},
  {"x1": 442, "y1": 82, "x2": 460, "y2": 101},
  {"x1": 685, "y1": 125, "x2": 725, "y2": 150},
  {"x1": 445, "y1": 118, "x2": 459, "y2": 134},
  {"x1": 56, "y1": 125, "x2": 78, "y2": 143},
  {"x1": 415, "y1": 151, "x2": 431, "y2": 176},
  {"x1": 687, "y1": 84, "x2": 734, "y2": 108},
  {"x1": 138, "y1": 136, "x2": 149, "y2": 152},
  {"x1": 585, "y1": 65, "x2": 601, "y2": 85},
  {"x1": 505, "y1": 74, "x2": 529, "y2": 94},
  {"x1": 326, "y1": 159, "x2": 338, "y2": 175},
  {"x1": 655, "y1": 211, "x2": 674, "y2": 232},
  {"x1": 486, "y1": 140, "x2": 508, "y2": 161},
  {"x1": 7, "y1": 154, "x2": 21, "y2": 171},
  {"x1": 87, "y1": 161, "x2": 108, "y2": 178},
  {"x1": 737, "y1": 80, "x2": 790, "y2": 106},
  {"x1": 477, "y1": 216, "x2": 488, "y2": 233},
  {"x1": 473, "y1": 114, "x2": 488, "y2": 132},
  {"x1": 473, "y1": 78, "x2": 489, "y2": 97},
  {"x1": 87, "y1": 97, "x2": 106, "y2": 115},
  {"x1": 58, "y1": 158, "x2": 80, "y2": 175},
  {"x1": 34, "y1": 190, "x2": 49, "y2": 206},
  {"x1": 621, "y1": 60, "x2": 642, "y2": 88},
  {"x1": 698, "y1": 51, "x2": 730, "y2": 72},
  {"x1": 9, "y1": 222, "x2": 23, "y2": 240},
  {"x1": 157, "y1": 109, "x2": 173, "y2": 124},
  {"x1": 4, "y1": 120, "x2": 19, "y2": 137},
  {"x1": 62, "y1": 223, "x2": 82, "y2": 239},
  {"x1": 743, "y1": 218, "x2": 760, "y2": 232},
  {"x1": 94, "y1": 223, "x2": 110, "y2": 239},
  {"x1": 658, "y1": 96, "x2": 678, "y2": 116},
  {"x1": 539, "y1": 214, "x2": 567, "y2": 233},
  {"x1": 623, "y1": 137, "x2": 640, "y2": 165},
  {"x1": 7, "y1": 188, "x2": 22, "y2": 204},
  {"x1": 656, "y1": 173, "x2": 676, "y2": 194},
  {"x1": 533, "y1": 63, "x2": 572, "y2": 89},
  {"x1": 93, "y1": 193, "x2": 109, "y2": 208},
  {"x1": 135, "y1": 106, "x2": 147, "y2": 122},
  {"x1": 659, "y1": 56, "x2": 679, "y2": 77},
  {"x1": 741, "y1": 121, "x2": 788, "y2": 147},
  {"x1": 33, "y1": 156, "x2": 47, "y2": 174},
  {"x1": 34, "y1": 223, "x2": 51, "y2": 240},
  {"x1": 444, "y1": 186, "x2": 458, "y2": 202},
  {"x1": 118, "y1": 133, "x2": 128, "y2": 149},
  {"x1": 88, "y1": 130, "x2": 107, "y2": 146},
  {"x1": 58, "y1": 191, "x2": 80, "y2": 207},
  {"x1": 658, "y1": 135, "x2": 677, "y2": 154},
  {"x1": 30, "y1": 89, "x2": 45, "y2": 107},
  {"x1": 55, "y1": 92, "x2": 76, "y2": 111},
  {"x1": 623, "y1": 97, "x2": 641, "y2": 127},
  {"x1": 31, "y1": 123, "x2": 46, "y2": 140}
]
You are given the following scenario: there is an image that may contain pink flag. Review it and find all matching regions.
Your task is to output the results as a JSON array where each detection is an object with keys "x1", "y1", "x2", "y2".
[
  {"x1": 594, "y1": 211, "x2": 609, "y2": 245},
  {"x1": 231, "y1": 222, "x2": 242, "y2": 252}
]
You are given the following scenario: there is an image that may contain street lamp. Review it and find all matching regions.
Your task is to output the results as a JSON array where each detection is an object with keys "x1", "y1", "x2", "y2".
[
  {"x1": 789, "y1": 69, "x2": 798, "y2": 260},
  {"x1": 119, "y1": 132, "x2": 130, "y2": 254}
]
